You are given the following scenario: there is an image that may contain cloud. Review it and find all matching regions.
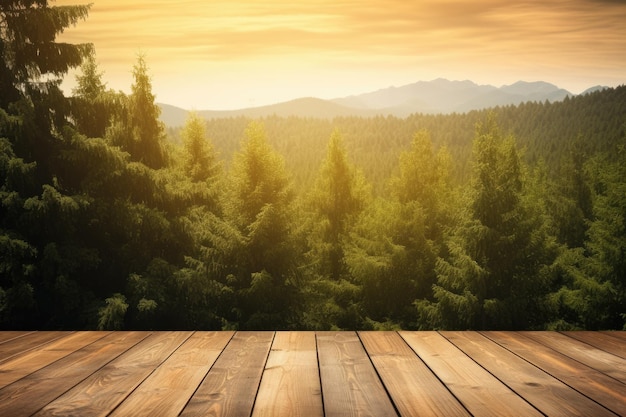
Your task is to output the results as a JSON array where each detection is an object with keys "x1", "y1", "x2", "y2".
[
  {"x1": 54, "y1": 0, "x2": 626, "y2": 108},
  {"x1": 57, "y1": 0, "x2": 626, "y2": 62}
]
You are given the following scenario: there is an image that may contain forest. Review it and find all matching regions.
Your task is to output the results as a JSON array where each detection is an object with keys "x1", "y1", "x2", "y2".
[{"x1": 1, "y1": 1, "x2": 625, "y2": 331}]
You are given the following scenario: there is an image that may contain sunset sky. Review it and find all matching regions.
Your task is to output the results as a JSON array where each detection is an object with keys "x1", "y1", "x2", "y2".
[{"x1": 56, "y1": 0, "x2": 626, "y2": 110}]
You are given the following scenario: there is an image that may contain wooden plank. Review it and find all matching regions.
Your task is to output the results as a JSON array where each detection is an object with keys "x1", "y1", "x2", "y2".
[
  {"x1": 0, "y1": 331, "x2": 67, "y2": 363},
  {"x1": 34, "y1": 331, "x2": 192, "y2": 417},
  {"x1": 0, "y1": 331, "x2": 110, "y2": 388},
  {"x1": 317, "y1": 331, "x2": 398, "y2": 417},
  {"x1": 523, "y1": 331, "x2": 626, "y2": 384},
  {"x1": 252, "y1": 332, "x2": 323, "y2": 417},
  {"x1": 108, "y1": 331, "x2": 234, "y2": 417},
  {"x1": 400, "y1": 331, "x2": 543, "y2": 417},
  {"x1": 443, "y1": 331, "x2": 617, "y2": 417},
  {"x1": 180, "y1": 331, "x2": 274, "y2": 417},
  {"x1": 0, "y1": 331, "x2": 34, "y2": 344},
  {"x1": 601, "y1": 331, "x2": 626, "y2": 341},
  {"x1": 0, "y1": 331, "x2": 149, "y2": 417},
  {"x1": 360, "y1": 331, "x2": 470, "y2": 417},
  {"x1": 484, "y1": 331, "x2": 626, "y2": 416},
  {"x1": 563, "y1": 331, "x2": 626, "y2": 359}
]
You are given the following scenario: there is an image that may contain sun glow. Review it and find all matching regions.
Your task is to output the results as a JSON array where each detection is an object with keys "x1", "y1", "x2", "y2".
[{"x1": 55, "y1": 0, "x2": 626, "y2": 109}]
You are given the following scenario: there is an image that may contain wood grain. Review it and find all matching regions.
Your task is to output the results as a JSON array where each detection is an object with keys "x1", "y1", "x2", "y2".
[
  {"x1": 34, "y1": 331, "x2": 191, "y2": 417},
  {"x1": 0, "y1": 330, "x2": 622, "y2": 416},
  {"x1": 484, "y1": 331, "x2": 626, "y2": 416},
  {"x1": 317, "y1": 331, "x2": 398, "y2": 417},
  {"x1": 0, "y1": 331, "x2": 149, "y2": 417},
  {"x1": 0, "y1": 331, "x2": 67, "y2": 363},
  {"x1": 400, "y1": 331, "x2": 543, "y2": 417},
  {"x1": 109, "y1": 331, "x2": 234, "y2": 417},
  {"x1": 523, "y1": 331, "x2": 626, "y2": 384},
  {"x1": 0, "y1": 331, "x2": 109, "y2": 388},
  {"x1": 563, "y1": 331, "x2": 626, "y2": 359},
  {"x1": 180, "y1": 331, "x2": 274, "y2": 417},
  {"x1": 360, "y1": 331, "x2": 470, "y2": 417},
  {"x1": 602, "y1": 331, "x2": 626, "y2": 341},
  {"x1": 0, "y1": 331, "x2": 33, "y2": 344},
  {"x1": 252, "y1": 331, "x2": 323, "y2": 417},
  {"x1": 443, "y1": 331, "x2": 617, "y2": 417}
]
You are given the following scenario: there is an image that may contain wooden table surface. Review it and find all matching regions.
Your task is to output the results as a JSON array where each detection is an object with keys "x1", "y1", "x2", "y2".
[{"x1": 0, "y1": 331, "x2": 623, "y2": 416}]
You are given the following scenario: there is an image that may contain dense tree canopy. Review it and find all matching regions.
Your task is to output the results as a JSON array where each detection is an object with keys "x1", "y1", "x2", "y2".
[{"x1": 1, "y1": 1, "x2": 625, "y2": 330}]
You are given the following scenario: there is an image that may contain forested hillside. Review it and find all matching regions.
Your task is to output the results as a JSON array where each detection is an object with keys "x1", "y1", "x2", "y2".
[{"x1": 1, "y1": 1, "x2": 625, "y2": 331}]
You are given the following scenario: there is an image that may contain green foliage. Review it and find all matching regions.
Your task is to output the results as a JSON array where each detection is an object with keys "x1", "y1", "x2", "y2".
[
  {"x1": 221, "y1": 122, "x2": 300, "y2": 328},
  {"x1": 128, "y1": 54, "x2": 167, "y2": 169},
  {"x1": 428, "y1": 116, "x2": 557, "y2": 329},
  {"x1": 227, "y1": 122, "x2": 295, "y2": 273},
  {"x1": 98, "y1": 293, "x2": 128, "y2": 330},
  {"x1": 107, "y1": 54, "x2": 166, "y2": 169},
  {"x1": 347, "y1": 129, "x2": 452, "y2": 328},
  {"x1": 181, "y1": 112, "x2": 220, "y2": 183},
  {"x1": 70, "y1": 52, "x2": 116, "y2": 138},
  {"x1": 307, "y1": 130, "x2": 370, "y2": 281},
  {"x1": 1, "y1": 1, "x2": 92, "y2": 108},
  {"x1": 1, "y1": 2, "x2": 624, "y2": 330}
]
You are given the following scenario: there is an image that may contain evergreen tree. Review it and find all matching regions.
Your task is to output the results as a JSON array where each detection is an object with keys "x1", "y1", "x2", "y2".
[
  {"x1": 181, "y1": 112, "x2": 220, "y2": 183},
  {"x1": 425, "y1": 116, "x2": 556, "y2": 329},
  {"x1": 0, "y1": 1, "x2": 92, "y2": 109},
  {"x1": 389, "y1": 129, "x2": 452, "y2": 296},
  {"x1": 159, "y1": 111, "x2": 223, "y2": 214},
  {"x1": 348, "y1": 131, "x2": 452, "y2": 328},
  {"x1": 308, "y1": 130, "x2": 369, "y2": 281},
  {"x1": 0, "y1": 1, "x2": 106, "y2": 328},
  {"x1": 108, "y1": 54, "x2": 166, "y2": 169},
  {"x1": 550, "y1": 140, "x2": 626, "y2": 330},
  {"x1": 584, "y1": 147, "x2": 626, "y2": 329},
  {"x1": 70, "y1": 52, "x2": 114, "y2": 138},
  {"x1": 225, "y1": 121, "x2": 299, "y2": 328},
  {"x1": 303, "y1": 130, "x2": 370, "y2": 329}
]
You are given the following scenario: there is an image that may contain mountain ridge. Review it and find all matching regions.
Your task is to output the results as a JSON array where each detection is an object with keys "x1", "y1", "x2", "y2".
[{"x1": 159, "y1": 79, "x2": 604, "y2": 127}]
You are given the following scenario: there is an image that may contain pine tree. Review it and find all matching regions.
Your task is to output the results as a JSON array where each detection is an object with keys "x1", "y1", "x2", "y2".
[
  {"x1": 550, "y1": 140, "x2": 593, "y2": 248},
  {"x1": 181, "y1": 112, "x2": 219, "y2": 183},
  {"x1": 71, "y1": 52, "x2": 113, "y2": 138},
  {"x1": 390, "y1": 129, "x2": 452, "y2": 295},
  {"x1": 427, "y1": 116, "x2": 556, "y2": 329},
  {"x1": 551, "y1": 139, "x2": 626, "y2": 330},
  {"x1": 584, "y1": 148, "x2": 626, "y2": 329},
  {"x1": 1, "y1": 1, "x2": 92, "y2": 109},
  {"x1": 0, "y1": 1, "x2": 95, "y2": 328},
  {"x1": 308, "y1": 129, "x2": 369, "y2": 281},
  {"x1": 226, "y1": 121, "x2": 298, "y2": 328},
  {"x1": 109, "y1": 54, "x2": 166, "y2": 169},
  {"x1": 347, "y1": 130, "x2": 451, "y2": 328},
  {"x1": 301, "y1": 130, "x2": 370, "y2": 329},
  {"x1": 129, "y1": 54, "x2": 166, "y2": 168}
]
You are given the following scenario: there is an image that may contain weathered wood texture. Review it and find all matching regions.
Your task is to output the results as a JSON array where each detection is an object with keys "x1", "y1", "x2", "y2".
[
  {"x1": 0, "y1": 331, "x2": 623, "y2": 417},
  {"x1": 252, "y1": 332, "x2": 323, "y2": 417}
]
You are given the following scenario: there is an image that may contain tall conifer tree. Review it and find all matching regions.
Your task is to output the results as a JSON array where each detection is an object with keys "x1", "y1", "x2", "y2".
[
  {"x1": 1, "y1": 0, "x2": 93, "y2": 328},
  {"x1": 108, "y1": 54, "x2": 166, "y2": 169},
  {"x1": 226, "y1": 121, "x2": 298, "y2": 328},
  {"x1": 426, "y1": 116, "x2": 556, "y2": 329},
  {"x1": 309, "y1": 130, "x2": 369, "y2": 281},
  {"x1": 71, "y1": 52, "x2": 113, "y2": 138}
]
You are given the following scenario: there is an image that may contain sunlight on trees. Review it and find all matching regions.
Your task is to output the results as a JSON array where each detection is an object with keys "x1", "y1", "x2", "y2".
[{"x1": 1, "y1": 1, "x2": 624, "y2": 330}]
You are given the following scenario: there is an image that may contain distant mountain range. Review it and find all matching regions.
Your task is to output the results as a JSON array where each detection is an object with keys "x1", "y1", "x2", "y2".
[{"x1": 159, "y1": 79, "x2": 608, "y2": 127}]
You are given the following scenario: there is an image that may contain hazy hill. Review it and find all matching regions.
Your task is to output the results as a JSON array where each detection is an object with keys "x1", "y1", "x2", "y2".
[
  {"x1": 581, "y1": 85, "x2": 609, "y2": 95},
  {"x1": 333, "y1": 78, "x2": 497, "y2": 115},
  {"x1": 334, "y1": 79, "x2": 572, "y2": 114},
  {"x1": 160, "y1": 97, "x2": 375, "y2": 127},
  {"x1": 159, "y1": 103, "x2": 189, "y2": 128},
  {"x1": 159, "y1": 78, "x2": 576, "y2": 126}
]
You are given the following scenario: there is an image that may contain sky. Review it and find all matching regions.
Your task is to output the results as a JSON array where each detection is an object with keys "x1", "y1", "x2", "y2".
[{"x1": 56, "y1": 0, "x2": 626, "y2": 110}]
